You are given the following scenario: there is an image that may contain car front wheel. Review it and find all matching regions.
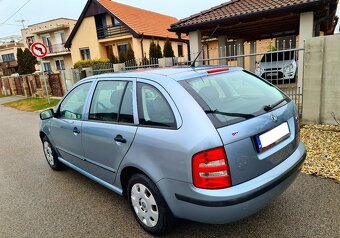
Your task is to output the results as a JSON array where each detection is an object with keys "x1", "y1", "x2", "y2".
[
  {"x1": 42, "y1": 136, "x2": 64, "y2": 170},
  {"x1": 127, "y1": 174, "x2": 175, "y2": 235}
]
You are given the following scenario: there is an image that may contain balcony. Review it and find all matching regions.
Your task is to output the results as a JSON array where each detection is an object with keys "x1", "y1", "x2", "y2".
[
  {"x1": 0, "y1": 61, "x2": 18, "y2": 68},
  {"x1": 46, "y1": 44, "x2": 70, "y2": 55},
  {"x1": 97, "y1": 25, "x2": 130, "y2": 40},
  {"x1": 0, "y1": 43, "x2": 24, "y2": 50}
]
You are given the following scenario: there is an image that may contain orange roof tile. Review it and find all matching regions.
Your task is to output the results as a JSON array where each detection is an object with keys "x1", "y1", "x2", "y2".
[{"x1": 98, "y1": 0, "x2": 182, "y2": 40}]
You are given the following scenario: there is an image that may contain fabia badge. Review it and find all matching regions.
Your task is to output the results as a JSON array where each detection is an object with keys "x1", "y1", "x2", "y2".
[{"x1": 271, "y1": 113, "x2": 278, "y2": 122}]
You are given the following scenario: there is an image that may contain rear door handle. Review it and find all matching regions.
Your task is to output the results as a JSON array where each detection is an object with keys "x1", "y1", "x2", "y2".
[
  {"x1": 73, "y1": 127, "x2": 80, "y2": 135},
  {"x1": 114, "y1": 134, "x2": 126, "y2": 143}
]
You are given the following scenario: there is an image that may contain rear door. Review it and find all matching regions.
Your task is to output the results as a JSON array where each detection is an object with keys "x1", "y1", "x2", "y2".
[
  {"x1": 50, "y1": 82, "x2": 92, "y2": 171},
  {"x1": 81, "y1": 79, "x2": 137, "y2": 184}
]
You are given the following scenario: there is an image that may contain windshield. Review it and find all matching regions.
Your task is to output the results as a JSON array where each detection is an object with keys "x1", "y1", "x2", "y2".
[
  {"x1": 261, "y1": 51, "x2": 295, "y2": 62},
  {"x1": 184, "y1": 70, "x2": 286, "y2": 126}
]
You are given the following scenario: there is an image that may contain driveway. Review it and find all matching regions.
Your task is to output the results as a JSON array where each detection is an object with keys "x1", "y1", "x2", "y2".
[{"x1": 0, "y1": 106, "x2": 339, "y2": 238}]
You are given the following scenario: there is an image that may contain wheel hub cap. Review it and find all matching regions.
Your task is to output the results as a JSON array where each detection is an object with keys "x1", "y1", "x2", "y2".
[
  {"x1": 43, "y1": 141, "x2": 54, "y2": 166},
  {"x1": 131, "y1": 183, "x2": 159, "y2": 227}
]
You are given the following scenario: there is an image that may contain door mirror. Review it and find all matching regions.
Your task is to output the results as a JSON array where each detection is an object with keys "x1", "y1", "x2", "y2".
[{"x1": 40, "y1": 109, "x2": 54, "y2": 120}]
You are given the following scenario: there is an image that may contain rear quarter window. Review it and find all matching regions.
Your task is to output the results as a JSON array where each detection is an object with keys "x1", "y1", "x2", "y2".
[{"x1": 137, "y1": 83, "x2": 176, "y2": 129}]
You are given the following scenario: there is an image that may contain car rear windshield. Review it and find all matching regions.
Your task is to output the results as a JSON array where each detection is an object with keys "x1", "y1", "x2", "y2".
[
  {"x1": 261, "y1": 51, "x2": 295, "y2": 62},
  {"x1": 183, "y1": 70, "x2": 287, "y2": 127}
]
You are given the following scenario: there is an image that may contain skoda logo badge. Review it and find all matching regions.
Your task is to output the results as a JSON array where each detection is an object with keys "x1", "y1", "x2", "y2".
[{"x1": 271, "y1": 114, "x2": 278, "y2": 122}]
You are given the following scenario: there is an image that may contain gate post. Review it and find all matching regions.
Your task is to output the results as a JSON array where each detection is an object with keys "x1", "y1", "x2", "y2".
[{"x1": 236, "y1": 39, "x2": 245, "y2": 68}]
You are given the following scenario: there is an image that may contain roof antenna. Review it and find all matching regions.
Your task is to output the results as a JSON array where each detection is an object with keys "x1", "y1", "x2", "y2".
[{"x1": 190, "y1": 25, "x2": 220, "y2": 67}]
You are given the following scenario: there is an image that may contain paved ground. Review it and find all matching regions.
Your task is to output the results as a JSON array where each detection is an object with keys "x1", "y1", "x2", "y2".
[
  {"x1": 0, "y1": 96, "x2": 25, "y2": 104},
  {"x1": 0, "y1": 105, "x2": 339, "y2": 238}
]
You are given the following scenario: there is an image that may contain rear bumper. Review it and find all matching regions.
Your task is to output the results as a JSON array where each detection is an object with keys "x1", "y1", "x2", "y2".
[{"x1": 157, "y1": 141, "x2": 306, "y2": 224}]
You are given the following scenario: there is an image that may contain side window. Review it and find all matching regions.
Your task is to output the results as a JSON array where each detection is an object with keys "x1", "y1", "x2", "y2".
[
  {"x1": 137, "y1": 83, "x2": 176, "y2": 128},
  {"x1": 59, "y1": 82, "x2": 92, "y2": 120},
  {"x1": 89, "y1": 81, "x2": 133, "y2": 123}
]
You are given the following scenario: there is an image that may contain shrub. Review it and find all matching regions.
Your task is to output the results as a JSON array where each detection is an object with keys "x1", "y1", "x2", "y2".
[
  {"x1": 109, "y1": 54, "x2": 119, "y2": 64},
  {"x1": 150, "y1": 40, "x2": 163, "y2": 59},
  {"x1": 126, "y1": 42, "x2": 135, "y2": 61},
  {"x1": 73, "y1": 59, "x2": 110, "y2": 69},
  {"x1": 163, "y1": 38, "x2": 175, "y2": 57},
  {"x1": 149, "y1": 40, "x2": 157, "y2": 59},
  {"x1": 17, "y1": 48, "x2": 37, "y2": 75},
  {"x1": 156, "y1": 42, "x2": 163, "y2": 58}
]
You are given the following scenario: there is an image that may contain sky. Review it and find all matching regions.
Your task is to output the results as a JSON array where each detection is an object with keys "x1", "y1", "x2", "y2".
[
  {"x1": 0, "y1": 0, "x2": 339, "y2": 39},
  {"x1": 0, "y1": 0, "x2": 226, "y2": 38}
]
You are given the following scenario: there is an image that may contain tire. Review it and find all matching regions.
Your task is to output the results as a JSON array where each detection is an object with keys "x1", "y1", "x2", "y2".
[
  {"x1": 42, "y1": 136, "x2": 64, "y2": 170},
  {"x1": 127, "y1": 174, "x2": 176, "y2": 236}
]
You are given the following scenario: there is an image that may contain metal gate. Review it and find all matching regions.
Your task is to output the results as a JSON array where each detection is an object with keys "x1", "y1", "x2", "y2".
[{"x1": 48, "y1": 74, "x2": 64, "y2": 97}]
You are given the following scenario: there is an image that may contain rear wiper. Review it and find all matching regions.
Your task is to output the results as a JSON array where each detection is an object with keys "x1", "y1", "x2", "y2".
[
  {"x1": 204, "y1": 110, "x2": 255, "y2": 119},
  {"x1": 263, "y1": 97, "x2": 288, "y2": 112}
]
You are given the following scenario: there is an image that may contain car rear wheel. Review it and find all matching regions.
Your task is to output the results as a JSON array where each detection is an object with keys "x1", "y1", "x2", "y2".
[
  {"x1": 42, "y1": 136, "x2": 64, "y2": 170},
  {"x1": 127, "y1": 174, "x2": 175, "y2": 235}
]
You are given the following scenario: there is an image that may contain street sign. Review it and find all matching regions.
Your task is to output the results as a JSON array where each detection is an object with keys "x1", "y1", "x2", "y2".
[
  {"x1": 30, "y1": 42, "x2": 47, "y2": 58},
  {"x1": 30, "y1": 42, "x2": 50, "y2": 104}
]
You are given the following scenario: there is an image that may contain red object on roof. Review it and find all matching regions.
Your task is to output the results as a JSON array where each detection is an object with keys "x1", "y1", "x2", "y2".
[{"x1": 207, "y1": 68, "x2": 230, "y2": 74}]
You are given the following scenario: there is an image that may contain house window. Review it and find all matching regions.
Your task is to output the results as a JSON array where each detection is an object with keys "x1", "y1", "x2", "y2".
[
  {"x1": 55, "y1": 59, "x2": 65, "y2": 70},
  {"x1": 26, "y1": 36, "x2": 35, "y2": 47},
  {"x1": 177, "y1": 44, "x2": 183, "y2": 57},
  {"x1": 80, "y1": 48, "x2": 91, "y2": 60},
  {"x1": 2, "y1": 53, "x2": 15, "y2": 62},
  {"x1": 117, "y1": 44, "x2": 128, "y2": 55},
  {"x1": 43, "y1": 62, "x2": 52, "y2": 74},
  {"x1": 111, "y1": 17, "x2": 121, "y2": 26}
]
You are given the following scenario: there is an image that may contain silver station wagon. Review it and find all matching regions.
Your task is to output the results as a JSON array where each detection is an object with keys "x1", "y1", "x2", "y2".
[{"x1": 40, "y1": 66, "x2": 306, "y2": 235}]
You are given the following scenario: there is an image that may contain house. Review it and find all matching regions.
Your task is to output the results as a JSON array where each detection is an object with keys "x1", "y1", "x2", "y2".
[
  {"x1": 169, "y1": 0, "x2": 338, "y2": 88},
  {"x1": 0, "y1": 37, "x2": 25, "y2": 76},
  {"x1": 21, "y1": 18, "x2": 77, "y2": 73},
  {"x1": 65, "y1": 0, "x2": 189, "y2": 64}
]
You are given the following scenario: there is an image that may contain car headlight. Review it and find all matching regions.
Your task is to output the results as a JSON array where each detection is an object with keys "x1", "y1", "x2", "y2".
[
  {"x1": 255, "y1": 67, "x2": 262, "y2": 75},
  {"x1": 283, "y1": 64, "x2": 294, "y2": 73}
]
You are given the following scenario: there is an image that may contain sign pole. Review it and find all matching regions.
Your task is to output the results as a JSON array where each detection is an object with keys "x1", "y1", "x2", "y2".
[
  {"x1": 40, "y1": 58, "x2": 50, "y2": 104},
  {"x1": 31, "y1": 42, "x2": 50, "y2": 105}
]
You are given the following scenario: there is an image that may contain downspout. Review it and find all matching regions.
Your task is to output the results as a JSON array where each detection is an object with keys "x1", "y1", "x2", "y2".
[
  {"x1": 140, "y1": 33, "x2": 144, "y2": 58},
  {"x1": 178, "y1": 32, "x2": 191, "y2": 63}
]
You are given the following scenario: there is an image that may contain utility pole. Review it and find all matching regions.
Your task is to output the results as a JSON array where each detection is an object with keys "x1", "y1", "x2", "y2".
[{"x1": 16, "y1": 19, "x2": 28, "y2": 29}]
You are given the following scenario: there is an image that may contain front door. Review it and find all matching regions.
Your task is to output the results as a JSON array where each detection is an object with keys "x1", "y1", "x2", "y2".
[
  {"x1": 81, "y1": 79, "x2": 137, "y2": 184},
  {"x1": 50, "y1": 82, "x2": 92, "y2": 171}
]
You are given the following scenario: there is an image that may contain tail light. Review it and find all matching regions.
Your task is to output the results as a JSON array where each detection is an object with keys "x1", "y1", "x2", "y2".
[{"x1": 192, "y1": 147, "x2": 231, "y2": 189}]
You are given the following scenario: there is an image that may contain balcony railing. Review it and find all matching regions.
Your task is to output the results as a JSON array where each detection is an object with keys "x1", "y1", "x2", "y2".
[
  {"x1": 97, "y1": 25, "x2": 130, "y2": 39},
  {"x1": 0, "y1": 61, "x2": 18, "y2": 68},
  {"x1": 46, "y1": 44, "x2": 69, "y2": 54},
  {"x1": 0, "y1": 43, "x2": 24, "y2": 50}
]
